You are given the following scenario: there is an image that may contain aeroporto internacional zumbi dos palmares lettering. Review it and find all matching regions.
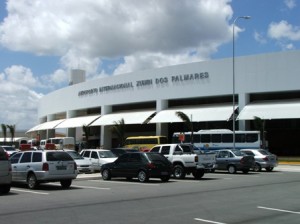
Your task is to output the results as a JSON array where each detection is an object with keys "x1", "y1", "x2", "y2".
[{"x1": 78, "y1": 72, "x2": 209, "y2": 97}]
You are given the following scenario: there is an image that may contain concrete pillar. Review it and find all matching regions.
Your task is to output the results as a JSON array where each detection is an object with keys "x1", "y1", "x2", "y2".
[
  {"x1": 238, "y1": 93, "x2": 250, "y2": 130},
  {"x1": 156, "y1": 100, "x2": 168, "y2": 136},
  {"x1": 101, "y1": 105, "x2": 112, "y2": 148},
  {"x1": 38, "y1": 117, "x2": 47, "y2": 140},
  {"x1": 67, "y1": 110, "x2": 77, "y2": 139},
  {"x1": 47, "y1": 114, "x2": 56, "y2": 138}
]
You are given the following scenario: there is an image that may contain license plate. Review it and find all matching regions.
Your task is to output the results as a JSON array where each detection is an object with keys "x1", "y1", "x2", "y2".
[{"x1": 56, "y1": 166, "x2": 67, "y2": 170}]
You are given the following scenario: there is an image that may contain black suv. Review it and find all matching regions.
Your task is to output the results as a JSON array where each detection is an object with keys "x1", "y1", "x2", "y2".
[{"x1": 101, "y1": 152, "x2": 172, "y2": 182}]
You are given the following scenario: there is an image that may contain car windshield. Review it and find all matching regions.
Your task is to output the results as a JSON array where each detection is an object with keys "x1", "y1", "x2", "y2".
[
  {"x1": 2, "y1": 146, "x2": 16, "y2": 151},
  {"x1": 98, "y1": 151, "x2": 116, "y2": 158},
  {"x1": 46, "y1": 151, "x2": 73, "y2": 161},
  {"x1": 231, "y1": 150, "x2": 245, "y2": 156},
  {"x1": 258, "y1": 149, "x2": 272, "y2": 155},
  {"x1": 67, "y1": 151, "x2": 84, "y2": 160},
  {"x1": 146, "y1": 153, "x2": 170, "y2": 164},
  {"x1": 180, "y1": 145, "x2": 193, "y2": 153},
  {"x1": 51, "y1": 139, "x2": 62, "y2": 144}
]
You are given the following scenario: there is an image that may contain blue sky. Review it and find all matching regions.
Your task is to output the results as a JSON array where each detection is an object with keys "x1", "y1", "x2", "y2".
[{"x1": 0, "y1": 0, "x2": 299, "y2": 130}]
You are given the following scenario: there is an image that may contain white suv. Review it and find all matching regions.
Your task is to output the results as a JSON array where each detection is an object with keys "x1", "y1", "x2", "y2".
[
  {"x1": 0, "y1": 147, "x2": 12, "y2": 194},
  {"x1": 9, "y1": 150, "x2": 78, "y2": 189},
  {"x1": 80, "y1": 149, "x2": 117, "y2": 172}
]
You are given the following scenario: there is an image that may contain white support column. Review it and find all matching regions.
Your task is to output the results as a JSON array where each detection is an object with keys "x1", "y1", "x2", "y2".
[
  {"x1": 156, "y1": 100, "x2": 168, "y2": 136},
  {"x1": 101, "y1": 105, "x2": 112, "y2": 148},
  {"x1": 38, "y1": 117, "x2": 47, "y2": 140},
  {"x1": 47, "y1": 114, "x2": 56, "y2": 138},
  {"x1": 238, "y1": 93, "x2": 250, "y2": 130},
  {"x1": 67, "y1": 110, "x2": 77, "y2": 139}
]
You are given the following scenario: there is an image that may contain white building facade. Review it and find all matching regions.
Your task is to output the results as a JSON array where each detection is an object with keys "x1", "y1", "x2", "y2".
[{"x1": 29, "y1": 51, "x2": 300, "y2": 155}]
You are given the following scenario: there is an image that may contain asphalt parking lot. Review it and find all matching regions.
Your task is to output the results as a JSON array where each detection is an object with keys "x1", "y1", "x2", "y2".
[
  {"x1": 75, "y1": 164, "x2": 300, "y2": 179},
  {"x1": 2, "y1": 164, "x2": 300, "y2": 224}
]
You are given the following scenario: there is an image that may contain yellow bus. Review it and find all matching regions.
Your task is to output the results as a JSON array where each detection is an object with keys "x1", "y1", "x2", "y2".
[{"x1": 124, "y1": 136, "x2": 168, "y2": 152}]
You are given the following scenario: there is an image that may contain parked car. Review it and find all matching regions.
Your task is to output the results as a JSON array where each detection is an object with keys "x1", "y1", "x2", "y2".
[
  {"x1": 101, "y1": 152, "x2": 173, "y2": 182},
  {"x1": 80, "y1": 149, "x2": 117, "y2": 172},
  {"x1": 214, "y1": 149, "x2": 255, "y2": 174},
  {"x1": 9, "y1": 150, "x2": 78, "y2": 189},
  {"x1": 109, "y1": 148, "x2": 138, "y2": 157},
  {"x1": 240, "y1": 149, "x2": 278, "y2": 172},
  {"x1": 0, "y1": 147, "x2": 12, "y2": 194},
  {"x1": 0, "y1": 145, "x2": 18, "y2": 157},
  {"x1": 65, "y1": 150, "x2": 94, "y2": 173}
]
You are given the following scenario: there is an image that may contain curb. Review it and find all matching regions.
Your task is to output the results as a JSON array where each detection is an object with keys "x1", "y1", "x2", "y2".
[{"x1": 279, "y1": 162, "x2": 300, "y2": 165}]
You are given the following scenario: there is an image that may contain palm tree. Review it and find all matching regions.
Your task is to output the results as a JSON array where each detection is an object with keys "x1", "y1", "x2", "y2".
[
  {"x1": 82, "y1": 125, "x2": 90, "y2": 148},
  {"x1": 7, "y1": 124, "x2": 16, "y2": 143},
  {"x1": 175, "y1": 111, "x2": 194, "y2": 144},
  {"x1": 111, "y1": 118, "x2": 126, "y2": 147},
  {"x1": 1, "y1": 124, "x2": 7, "y2": 143},
  {"x1": 253, "y1": 116, "x2": 266, "y2": 149}
]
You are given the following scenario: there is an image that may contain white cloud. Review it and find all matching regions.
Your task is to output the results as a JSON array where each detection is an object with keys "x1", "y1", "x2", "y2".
[
  {"x1": 254, "y1": 31, "x2": 267, "y2": 44},
  {"x1": 0, "y1": 0, "x2": 238, "y2": 130},
  {"x1": 4, "y1": 65, "x2": 37, "y2": 87},
  {"x1": 284, "y1": 0, "x2": 296, "y2": 9},
  {"x1": 268, "y1": 20, "x2": 300, "y2": 41},
  {"x1": 0, "y1": 0, "x2": 234, "y2": 75},
  {"x1": 0, "y1": 66, "x2": 43, "y2": 130}
]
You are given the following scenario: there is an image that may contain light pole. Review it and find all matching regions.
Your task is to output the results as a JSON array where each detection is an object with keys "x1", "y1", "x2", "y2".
[{"x1": 232, "y1": 16, "x2": 250, "y2": 150}]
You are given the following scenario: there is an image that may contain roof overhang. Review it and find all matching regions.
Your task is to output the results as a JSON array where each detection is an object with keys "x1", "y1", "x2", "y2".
[
  {"x1": 26, "y1": 119, "x2": 65, "y2": 133},
  {"x1": 237, "y1": 100, "x2": 300, "y2": 120},
  {"x1": 90, "y1": 110, "x2": 156, "y2": 126},
  {"x1": 55, "y1": 115, "x2": 101, "y2": 128},
  {"x1": 148, "y1": 104, "x2": 237, "y2": 123}
]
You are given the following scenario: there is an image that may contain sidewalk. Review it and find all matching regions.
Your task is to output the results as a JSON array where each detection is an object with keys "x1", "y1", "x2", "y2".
[{"x1": 278, "y1": 157, "x2": 300, "y2": 165}]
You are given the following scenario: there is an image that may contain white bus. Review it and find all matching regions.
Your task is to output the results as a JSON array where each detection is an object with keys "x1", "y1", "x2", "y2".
[{"x1": 172, "y1": 129, "x2": 261, "y2": 150}]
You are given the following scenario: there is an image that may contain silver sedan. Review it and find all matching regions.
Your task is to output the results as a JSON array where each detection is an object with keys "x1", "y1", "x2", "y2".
[{"x1": 240, "y1": 149, "x2": 278, "y2": 172}]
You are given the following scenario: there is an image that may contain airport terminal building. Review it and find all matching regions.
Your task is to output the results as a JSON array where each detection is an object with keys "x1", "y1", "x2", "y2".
[{"x1": 28, "y1": 50, "x2": 300, "y2": 155}]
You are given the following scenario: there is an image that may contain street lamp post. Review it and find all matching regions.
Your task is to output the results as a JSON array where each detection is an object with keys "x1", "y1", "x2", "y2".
[{"x1": 232, "y1": 16, "x2": 250, "y2": 150}]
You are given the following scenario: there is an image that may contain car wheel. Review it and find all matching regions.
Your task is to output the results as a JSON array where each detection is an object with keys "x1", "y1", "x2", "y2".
[
  {"x1": 137, "y1": 170, "x2": 148, "y2": 182},
  {"x1": 228, "y1": 165, "x2": 237, "y2": 174},
  {"x1": 160, "y1": 176, "x2": 170, "y2": 182},
  {"x1": 192, "y1": 170, "x2": 205, "y2": 179},
  {"x1": 27, "y1": 173, "x2": 39, "y2": 189},
  {"x1": 173, "y1": 165, "x2": 186, "y2": 179},
  {"x1": 253, "y1": 163, "x2": 262, "y2": 172},
  {"x1": 242, "y1": 169, "x2": 250, "y2": 174},
  {"x1": 60, "y1": 180, "x2": 72, "y2": 189},
  {"x1": 101, "y1": 169, "x2": 111, "y2": 180},
  {"x1": 265, "y1": 167, "x2": 274, "y2": 172},
  {"x1": 0, "y1": 185, "x2": 11, "y2": 194}
]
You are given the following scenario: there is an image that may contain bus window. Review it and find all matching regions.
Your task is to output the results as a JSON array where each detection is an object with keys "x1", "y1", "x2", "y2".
[
  {"x1": 124, "y1": 136, "x2": 168, "y2": 151},
  {"x1": 193, "y1": 134, "x2": 200, "y2": 143},
  {"x1": 222, "y1": 134, "x2": 233, "y2": 143},
  {"x1": 246, "y1": 134, "x2": 258, "y2": 142},
  {"x1": 200, "y1": 134, "x2": 210, "y2": 143},
  {"x1": 159, "y1": 137, "x2": 168, "y2": 144},
  {"x1": 211, "y1": 134, "x2": 221, "y2": 143},
  {"x1": 184, "y1": 135, "x2": 191, "y2": 142},
  {"x1": 236, "y1": 134, "x2": 245, "y2": 143}
]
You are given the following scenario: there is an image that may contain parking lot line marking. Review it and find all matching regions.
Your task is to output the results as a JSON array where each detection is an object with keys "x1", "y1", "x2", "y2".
[
  {"x1": 71, "y1": 184, "x2": 110, "y2": 190},
  {"x1": 89, "y1": 180, "x2": 160, "y2": 186},
  {"x1": 48, "y1": 183, "x2": 110, "y2": 190},
  {"x1": 194, "y1": 218, "x2": 226, "y2": 224},
  {"x1": 11, "y1": 188, "x2": 49, "y2": 195},
  {"x1": 258, "y1": 206, "x2": 300, "y2": 215}
]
